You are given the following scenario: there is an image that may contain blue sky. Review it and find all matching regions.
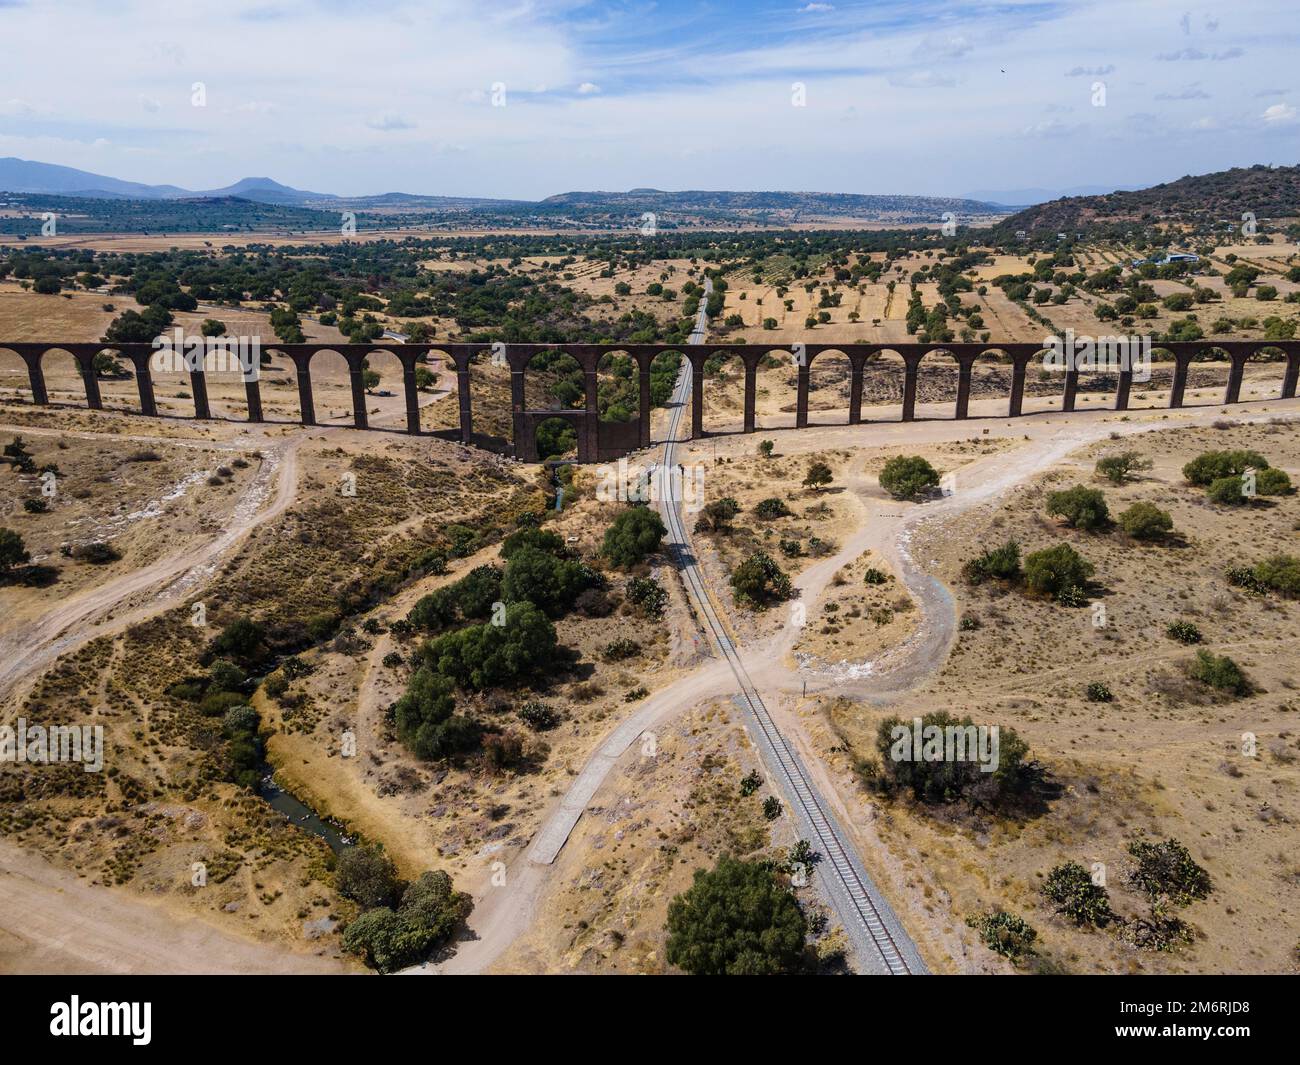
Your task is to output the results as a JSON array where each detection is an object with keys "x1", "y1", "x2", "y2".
[{"x1": 1, "y1": 0, "x2": 1297, "y2": 200}]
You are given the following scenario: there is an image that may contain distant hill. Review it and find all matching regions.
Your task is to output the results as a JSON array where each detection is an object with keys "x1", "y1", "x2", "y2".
[
  {"x1": 537, "y1": 188, "x2": 1008, "y2": 223},
  {"x1": 996, "y1": 164, "x2": 1300, "y2": 235},
  {"x1": 0, "y1": 159, "x2": 338, "y2": 205},
  {"x1": 966, "y1": 184, "x2": 1138, "y2": 207}
]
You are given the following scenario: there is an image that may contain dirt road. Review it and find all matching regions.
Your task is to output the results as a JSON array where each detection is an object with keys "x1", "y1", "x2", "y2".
[{"x1": 0, "y1": 839, "x2": 349, "y2": 974}]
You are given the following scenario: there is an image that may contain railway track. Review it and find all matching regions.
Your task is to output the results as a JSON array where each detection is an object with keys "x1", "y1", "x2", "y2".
[{"x1": 652, "y1": 303, "x2": 927, "y2": 974}]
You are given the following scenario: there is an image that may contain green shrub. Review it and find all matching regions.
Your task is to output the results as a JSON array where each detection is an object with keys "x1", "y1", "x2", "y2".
[
  {"x1": 1253, "y1": 554, "x2": 1300, "y2": 595},
  {"x1": 500, "y1": 526, "x2": 566, "y2": 559},
  {"x1": 1095, "y1": 451, "x2": 1151, "y2": 485},
  {"x1": 802, "y1": 461, "x2": 833, "y2": 491},
  {"x1": 601, "y1": 506, "x2": 666, "y2": 568},
  {"x1": 1189, "y1": 649, "x2": 1249, "y2": 695},
  {"x1": 1254, "y1": 466, "x2": 1293, "y2": 496},
  {"x1": 665, "y1": 855, "x2": 807, "y2": 975},
  {"x1": 519, "y1": 700, "x2": 560, "y2": 731},
  {"x1": 863, "y1": 566, "x2": 889, "y2": 585},
  {"x1": 1206, "y1": 475, "x2": 1248, "y2": 506},
  {"x1": 1117, "y1": 501, "x2": 1173, "y2": 540},
  {"x1": 502, "y1": 545, "x2": 589, "y2": 616},
  {"x1": 336, "y1": 845, "x2": 401, "y2": 910},
  {"x1": 730, "y1": 552, "x2": 793, "y2": 607},
  {"x1": 754, "y1": 497, "x2": 792, "y2": 520},
  {"x1": 1085, "y1": 681, "x2": 1112, "y2": 703},
  {"x1": 873, "y1": 711, "x2": 1033, "y2": 806},
  {"x1": 1182, "y1": 449, "x2": 1268, "y2": 486},
  {"x1": 1165, "y1": 620, "x2": 1202, "y2": 644},
  {"x1": 1042, "y1": 861, "x2": 1114, "y2": 927},
  {"x1": 1023, "y1": 543, "x2": 1094, "y2": 602},
  {"x1": 626, "y1": 575, "x2": 668, "y2": 618},
  {"x1": 966, "y1": 910, "x2": 1038, "y2": 962},
  {"x1": 393, "y1": 667, "x2": 479, "y2": 759},
  {"x1": 602, "y1": 637, "x2": 641, "y2": 661},
  {"x1": 962, "y1": 540, "x2": 1021, "y2": 584},
  {"x1": 1125, "y1": 837, "x2": 1212, "y2": 905},
  {"x1": 879, "y1": 455, "x2": 940, "y2": 501},
  {"x1": 423, "y1": 601, "x2": 557, "y2": 691},
  {"x1": 1046, "y1": 485, "x2": 1109, "y2": 530}
]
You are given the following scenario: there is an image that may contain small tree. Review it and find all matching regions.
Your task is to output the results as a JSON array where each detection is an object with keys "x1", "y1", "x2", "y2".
[
  {"x1": 601, "y1": 506, "x2": 666, "y2": 568},
  {"x1": 414, "y1": 366, "x2": 436, "y2": 391},
  {"x1": 362, "y1": 368, "x2": 381, "y2": 392},
  {"x1": 879, "y1": 455, "x2": 939, "y2": 501},
  {"x1": 1046, "y1": 485, "x2": 1109, "y2": 530},
  {"x1": 200, "y1": 318, "x2": 226, "y2": 337},
  {"x1": 336, "y1": 845, "x2": 401, "y2": 909},
  {"x1": 1095, "y1": 451, "x2": 1150, "y2": 485},
  {"x1": 665, "y1": 855, "x2": 807, "y2": 975},
  {"x1": 1023, "y1": 543, "x2": 1094, "y2": 602},
  {"x1": 0, "y1": 528, "x2": 30, "y2": 575},
  {"x1": 754, "y1": 497, "x2": 792, "y2": 520},
  {"x1": 802, "y1": 460, "x2": 833, "y2": 492},
  {"x1": 962, "y1": 540, "x2": 1021, "y2": 584},
  {"x1": 1117, "y1": 501, "x2": 1173, "y2": 541},
  {"x1": 730, "y1": 552, "x2": 792, "y2": 607},
  {"x1": 757, "y1": 439, "x2": 774, "y2": 458}
]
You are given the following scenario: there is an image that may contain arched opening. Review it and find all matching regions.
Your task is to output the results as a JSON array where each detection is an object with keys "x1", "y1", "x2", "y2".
[
  {"x1": 298, "y1": 349, "x2": 353, "y2": 425},
  {"x1": 358, "y1": 348, "x2": 410, "y2": 431},
  {"x1": 1179, "y1": 346, "x2": 1232, "y2": 409},
  {"x1": 807, "y1": 348, "x2": 852, "y2": 425},
  {"x1": 412, "y1": 349, "x2": 455, "y2": 434},
  {"x1": 1244, "y1": 346, "x2": 1288, "y2": 402},
  {"x1": 914, "y1": 349, "x2": 960, "y2": 420},
  {"x1": 0, "y1": 348, "x2": 30, "y2": 406},
  {"x1": 862, "y1": 349, "x2": 905, "y2": 422},
  {"x1": 597, "y1": 350, "x2": 637, "y2": 424},
  {"x1": 969, "y1": 349, "x2": 1011, "y2": 418},
  {"x1": 86, "y1": 347, "x2": 139, "y2": 413},
  {"x1": 756, "y1": 347, "x2": 797, "y2": 430},
  {"x1": 534, "y1": 415, "x2": 578, "y2": 462},
  {"x1": 701, "y1": 349, "x2": 745, "y2": 434},
  {"x1": 649, "y1": 350, "x2": 684, "y2": 442},
  {"x1": 525, "y1": 350, "x2": 584, "y2": 413},
  {"x1": 38, "y1": 348, "x2": 87, "y2": 408},
  {"x1": 253, "y1": 346, "x2": 298, "y2": 423}
]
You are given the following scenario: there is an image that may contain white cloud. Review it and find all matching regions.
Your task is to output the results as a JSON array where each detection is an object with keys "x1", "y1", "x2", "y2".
[
  {"x1": 367, "y1": 113, "x2": 415, "y2": 131},
  {"x1": 888, "y1": 70, "x2": 957, "y2": 89},
  {"x1": 1262, "y1": 102, "x2": 1296, "y2": 124},
  {"x1": 577, "y1": 82, "x2": 601, "y2": 94},
  {"x1": 799, "y1": 3, "x2": 835, "y2": 11}
]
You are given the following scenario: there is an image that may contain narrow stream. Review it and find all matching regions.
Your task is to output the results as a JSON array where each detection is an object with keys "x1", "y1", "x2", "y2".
[{"x1": 258, "y1": 770, "x2": 354, "y2": 853}]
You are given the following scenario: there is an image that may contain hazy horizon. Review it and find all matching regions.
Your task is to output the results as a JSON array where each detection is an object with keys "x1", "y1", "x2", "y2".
[{"x1": 1, "y1": 0, "x2": 1297, "y2": 200}]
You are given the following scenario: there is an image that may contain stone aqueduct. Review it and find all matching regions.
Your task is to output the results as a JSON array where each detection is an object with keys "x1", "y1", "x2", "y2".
[{"x1": 3, "y1": 340, "x2": 1299, "y2": 463}]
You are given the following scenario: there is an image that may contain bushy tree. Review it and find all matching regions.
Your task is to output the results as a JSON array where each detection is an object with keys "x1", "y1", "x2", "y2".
[
  {"x1": 1117, "y1": 501, "x2": 1173, "y2": 541},
  {"x1": 393, "y1": 667, "x2": 480, "y2": 760},
  {"x1": 1046, "y1": 485, "x2": 1109, "y2": 530},
  {"x1": 1206, "y1": 475, "x2": 1248, "y2": 506},
  {"x1": 802, "y1": 460, "x2": 833, "y2": 491},
  {"x1": 1182, "y1": 449, "x2": 1268, "y2": 486},
  {"x1": 730, "y1": 552, "x2": 792, "y2": 607},
  {"x1": 209, "y1": 617, "x2": 265, "y2": 665},
  {"x1": 500, "y1": 526, "x2": 565, "y2": 559},
  {"x1": 1042, "y1": 861, "x2": 1114, "y2": 927},
  {"x1": 0, "y1": 528, "x2": 30, "y2": 575},
  {"x1": 1095, "y1": 450, "x2": 1151, "y2": 485},
  {"x1": 1252, "y1": 554, "x2": 1300, "y2": 596},
  {"x1": 408, "y1": 565, "x2": 502, "y2": 631},
  {"x1": 342, "y1": 869, "x2": 471, "y2": 973},
  {"x1": 753, "y1": 497, "x2": 792, "y2": 520},
  {"x1": 1023, "y1": 543, "x2": 1094, "y2": 602},
  {"x1": 665, "y1": 855, "x2": 807, "y2": 975},
  {"x1": 424, "y1": 601, "x2": 556, "y2": 690},
  {"x1": 502, "y1": 545, "x2": 589, "y2": 615},
  {"x1": 879, "y1": 455, "x2": 940, "y2": 501},
  {"x1": 336, "y1": 845, "x2": 401, "y2": 910},
  {"x1": 873, "y1": 711, "x2": 1033, "y2": 806},
  {"x1": 600, "y1": 506, "x2": 665, "y2": 568}
]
